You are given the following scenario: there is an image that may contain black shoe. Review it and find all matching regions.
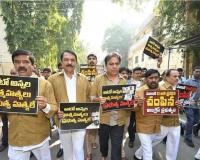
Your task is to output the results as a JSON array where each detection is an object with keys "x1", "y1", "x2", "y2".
[
  {"x1": 193, "y1": 124, "x2": 199, "y2": 137},
  {"x1": 0, "y1": 144, "x2": 8, "y2": 152},
  {"x1": 184, "y1": 139, "x2": 195, "y2": 148},
  {"x1": 128, "y1": 140, "x2": 134, "y2": 148},
  {"x1": 56, "y1": 148, "x2": 63, "y2": 158},
  {"x1": 134, "y1": 154, "x2": 142, "y2": 160}
]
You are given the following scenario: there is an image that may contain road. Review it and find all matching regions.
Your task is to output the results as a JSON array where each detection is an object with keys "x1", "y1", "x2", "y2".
[{"x1": 0, "y1": 117, "x2": 200, "y2": 160}]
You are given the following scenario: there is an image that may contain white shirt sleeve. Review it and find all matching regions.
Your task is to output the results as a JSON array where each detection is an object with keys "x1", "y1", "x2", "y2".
[{"x1": 42, "y1": 103, "x2": 51, "y2": 114}]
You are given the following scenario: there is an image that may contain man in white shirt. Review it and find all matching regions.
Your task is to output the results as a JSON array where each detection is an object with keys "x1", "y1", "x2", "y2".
[{"x1": 48, "y1": 50, "x2": 90, "y2": 160}]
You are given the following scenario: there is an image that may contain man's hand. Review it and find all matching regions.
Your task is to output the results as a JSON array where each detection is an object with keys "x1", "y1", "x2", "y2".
[
  {"x1": 134, "y1": 95, "x2": 144, "y2": 107},
  {"x1": 36, "y1": 96, "x2": 47, "y2": 109},
  {"x1": 95, "y1": 96, "x2": 107, "y2": 104}
]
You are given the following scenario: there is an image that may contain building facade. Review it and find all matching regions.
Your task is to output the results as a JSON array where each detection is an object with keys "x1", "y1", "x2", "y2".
[{"x1": 128, "y1": 14, "x2": 184, "y2": 74}]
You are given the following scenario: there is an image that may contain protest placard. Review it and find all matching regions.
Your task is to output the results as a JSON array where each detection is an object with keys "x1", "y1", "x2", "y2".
[
  {"x1": 102, "y1": 84, "x2": 136, "y2": 111},
  {"x1": 0, "y1": 75, "x2": 38, "y2": 114},
  {"x1": 80, "y1": 64, "x2": 104, "y2": 82},
  {"x1": 176, "y1": 83, "x2": 197, "y2": 106},
  {"x1": 143, "y1": 36, "x2": 165, "y2": 59},
  {"x1": 60, "y1": 102, "x2": 100, "y2": 130},
  {"x1": 143, "y1": 90, "x2": 178, "y2": 115}
]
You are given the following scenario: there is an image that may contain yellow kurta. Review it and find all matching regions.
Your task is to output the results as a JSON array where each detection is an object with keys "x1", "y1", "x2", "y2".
[
  {"x1": 135, "y1": 84, "x2": 163, "y2": 134},
  {"x1": 8, "y1": 78, "x2": 57, "y2": 147},
  {"x1": 91, "y1": 74, "x2": 130, "y2": 126}
]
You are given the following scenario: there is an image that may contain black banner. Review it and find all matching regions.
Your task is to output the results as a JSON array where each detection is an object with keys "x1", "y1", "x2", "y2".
[
  {"x1": 60, "y1": 103, "x2": 100, "y2": 130},
  {"x1": 80, "y1": 64, "x2": 104, "y2": 82},
  {"x1": 143, "y1": 36, "x2": 165, "y2": 59},
  {"x1": 102, "y1": 84, "x2": 136, "y2": 111},
  {"x1": 0, "y1": 75, "x2": 38, "y2": 114}
]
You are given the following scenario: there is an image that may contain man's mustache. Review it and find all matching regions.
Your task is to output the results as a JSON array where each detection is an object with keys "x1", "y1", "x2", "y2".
[
  {"x1": 18, "y1": 67, "x2": 27, "y2": 72},
  {"x1": 66, "y1": 64, "x2": 74, "y2": 67}
]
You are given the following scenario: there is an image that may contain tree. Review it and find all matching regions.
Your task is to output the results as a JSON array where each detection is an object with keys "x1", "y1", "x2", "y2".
[
  {"x1": 156, "y1": 0, "x2": 200, "y2": 68},
  {"x1": 102, "y1": 21, "x2": 133, "y2": 66},
  {"x1": 0, "y1": 0, "x2": 85, "y2": 69},
  {"x1": 56, "y1": 0, "x2": 84, "y2": 60}
]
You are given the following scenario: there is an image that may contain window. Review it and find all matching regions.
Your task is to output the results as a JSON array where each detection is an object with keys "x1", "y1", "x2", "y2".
[
  {"x1": 135, "y1": 56, "x2": 138, "y2": 63},
  {"x1": 141, "y1": 54, "x2": 144, "y2": 62}
]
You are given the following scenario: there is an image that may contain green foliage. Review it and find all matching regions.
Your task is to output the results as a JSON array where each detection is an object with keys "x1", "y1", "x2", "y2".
[
  {"x1": 102, "y1": 21, "x2": 133, "y2": 66},
  {"x1": 0, "y1": 0, "x2": 85, "y2": 70},
  {"x1": 156, "y1": 0, "x2": 200, "y2": 44},
  {"x1": 156, "y1": 0, "x2": 200, "y2": 67}
]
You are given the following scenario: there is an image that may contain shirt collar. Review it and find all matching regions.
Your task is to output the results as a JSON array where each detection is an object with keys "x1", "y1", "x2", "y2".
[
  {"x1": 104, "y1": 73, "x2": 124, "y2": 81},
  {"x1": 164, "y1": 81, "x2": 175, "y2": 89},
  {"x1": 63, "y1": 71, "x2": 77, "y2": 80}
]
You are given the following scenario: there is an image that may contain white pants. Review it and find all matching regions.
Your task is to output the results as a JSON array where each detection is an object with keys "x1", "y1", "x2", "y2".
[
  {"x1": 153, "y1": 125, "x2": 180, "y2": 160},
  {"x1": 60, "y1": 130, "x2": 86, "y2": 160},
  {"x1": 8, "y1": 141, "x2": 51, "y2": 160},
  {"x1": 58, "y1": 129, "x2": 63, "y2": 149},
  {"x1": 161, "y1": 125, "x2": 180, "y2": 160},
  {"x1": 195, "y1": 148, "x2": 200, "y2": 159},
  {"x1": 135, "y1": 133, "x2": 162, "y2": 160}
]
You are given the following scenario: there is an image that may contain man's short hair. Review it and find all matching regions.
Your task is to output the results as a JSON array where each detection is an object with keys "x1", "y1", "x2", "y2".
[
  {"x1": 142, "y1": 67, "x2": 147, "y2": 71},
  {"x1": 60, "y1": 50, "x2": 77, "y2": 62},
  {"x1": 165, "y1": 69, "x2": 177, "y2": 77},
  {"x1": 104, "y1": 52, "x2": 121, "y2": 66},
  {"x1": 12, "y1": 49, "x2": 35, "y2": 65},
  {"x1": 145, "y1": 69, "x2": 160, "y2": 78},
  {"x1": 87, "y1": 53, "x2": 97, "y2": 60},
  {"x1": 177, "y1": 68, "x2": 183, "y2": 72},
  {"x1": 193, "y1": 66, "x2": 200, "y2": 71},
  {"x1": 43, "y1": 68, "x2": 51, "y2": 73},
  {"x1": 119, "y1": 67, "x2": 129, "y2": 73},
  {"x1": 132, "y1": 67, "x2": 142, "y2": 73}
]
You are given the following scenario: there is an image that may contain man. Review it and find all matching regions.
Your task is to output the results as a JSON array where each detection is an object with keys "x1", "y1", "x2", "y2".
[
  {"x1": 91, "y1": 52, "x2": 129, "y2": 160},
  {"x1": 128, "y1": 67, "x2": 142, "y2": 148},
  {"x1": 119, "y1": 66, "x2": 130, "y2": 159},
  {"x1": 7, "y1": 49, "x2": 57, "y2": 160},
  {"x1": 134, "y1": 69, "x2": 162, "y2": 160},
  {"x1": 177, "y1": 68, "x2": 186, "y2": 84},
  {"x1": 57, "y1": 62, "x2": 63, "y2": 72},
  {"x1": 87, "y1": 53, "x2": 98, "y2": 66},
  {"x1": 184, "y1": 66, "x2": 200, "y2": 147},
  {"x1": 119, "y1": 67, "x2": 129, "y2": 80},
  {"x1": 85, "y1": 53, "x2": 98, "y2": 160},
  {"x1": 0, "y1": 68, "x2": 17, "y2": 152},
  {"x1": 158, "y1": 69, "x2": 181, "y2": 160},
  {"x1": 141, "y1": 67, "x2": 147, "y2": 78},
  {"x1": 48, "y1": 50, "x2": 90, "y2": 160},
  {"x1": 42, "y1": 68, "x2": 52, "y2": 80}
]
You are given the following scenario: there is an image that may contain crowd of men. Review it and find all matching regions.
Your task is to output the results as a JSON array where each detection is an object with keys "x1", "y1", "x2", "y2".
[{"x1": 0, "y1": 49, "x2": 200, "y2": 160}]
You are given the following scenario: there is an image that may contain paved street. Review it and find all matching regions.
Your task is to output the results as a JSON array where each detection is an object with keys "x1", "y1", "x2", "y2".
[{"x1": 0, "y1": 123, "x2": 200, "y2": 160}]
